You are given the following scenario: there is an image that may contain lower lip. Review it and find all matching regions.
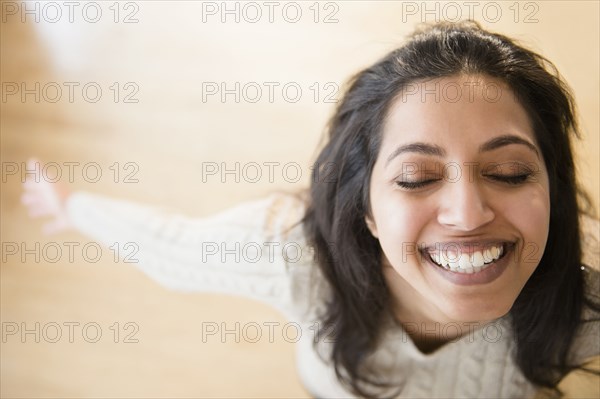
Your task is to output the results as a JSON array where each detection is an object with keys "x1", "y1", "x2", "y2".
[{"x1": 424, "y1": 244, "x2": 513, "y2": 286}]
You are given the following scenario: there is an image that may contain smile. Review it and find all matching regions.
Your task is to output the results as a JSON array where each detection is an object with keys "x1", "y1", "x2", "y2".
[
  {"x1": 420, "y1": 241, "x2": 516, "y2": 286},
  {"x1": 420, "y1": 242, "x2": 514, "y2": 274},
  {"x1": 426, "y1": 243, "x2": 508, "y2": 274}
]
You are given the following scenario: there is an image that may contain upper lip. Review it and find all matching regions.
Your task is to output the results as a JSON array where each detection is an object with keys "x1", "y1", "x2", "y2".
[{"x1": 420, "y1": 239, "x2": 515, "y2": 255}]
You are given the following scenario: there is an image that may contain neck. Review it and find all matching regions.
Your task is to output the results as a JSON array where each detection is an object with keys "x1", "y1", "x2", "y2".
[{"x1": 382, "y1": 264, "x2": 488, "y2": 354}]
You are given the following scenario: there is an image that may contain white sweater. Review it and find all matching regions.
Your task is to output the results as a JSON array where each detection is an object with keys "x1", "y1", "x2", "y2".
[{"x1": 66, "y1": 191, "x2": 600, "y2": 398}]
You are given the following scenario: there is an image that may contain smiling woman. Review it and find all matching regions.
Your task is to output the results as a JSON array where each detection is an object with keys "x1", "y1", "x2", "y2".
[
  {"x1": 369, "y1": 74, "x2": 550, "y2": 307},
  {"x1": 20, "y1": 21, "x2": 599, "y2": 399},
  {"x1": 301, "y1": 21, "x2": 599, "y2": 397}
]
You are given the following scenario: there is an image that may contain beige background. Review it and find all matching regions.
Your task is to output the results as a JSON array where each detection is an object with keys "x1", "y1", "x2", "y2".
[{"x1": 1, "y1": 1, "x2": 599, "y2": 398}]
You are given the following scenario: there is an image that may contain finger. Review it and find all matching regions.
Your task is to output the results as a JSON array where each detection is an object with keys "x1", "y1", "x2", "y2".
[
  {"x1": 23, "y1": 177, "x2": 45, "y2": 189},
  {"x1": 43, "y1": 218, "x2": 70, "y2": 235},
  {"x1": 28, "y1": 206, "x2": 52, "y2": 218},
  {"x1": 21, "y1": 192, "x2": 42, "y2": 205},
  {"x1": 23, "y1": 177, "x2": 37, "y2": 188}
]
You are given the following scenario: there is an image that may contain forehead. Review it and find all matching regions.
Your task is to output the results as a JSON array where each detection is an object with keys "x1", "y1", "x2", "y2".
[{"x1": 381, "y1": 74, "x2": 536, "y2": 149}]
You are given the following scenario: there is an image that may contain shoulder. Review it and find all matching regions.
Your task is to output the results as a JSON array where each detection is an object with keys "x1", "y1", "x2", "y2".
[
  {"x1": 263, "y1": 190, "x2": 308, "y2": 241},
  {"x1": 262, "y1": 191, "x2": 333, "y2": 321}
]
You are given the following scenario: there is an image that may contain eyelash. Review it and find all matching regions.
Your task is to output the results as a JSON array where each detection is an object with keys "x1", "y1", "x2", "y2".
[
  {"x1": 395, "y1": 173, "x2": 533, "y2": 190},
  {"x1": 396, "y1": 179, "x2": 439, "y2": 190},
  {"x1": 487, "y1": 173, "x2": 531, "y2": 185}
]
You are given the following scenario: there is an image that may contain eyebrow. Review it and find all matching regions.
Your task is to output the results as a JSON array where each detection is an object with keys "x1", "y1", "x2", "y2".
[
  {"x1": 480, "y1": 135, "x2": 540, "y2": 159},
  {"x1": 385, "y1": 134, "x2": 540, "y2": 167}
]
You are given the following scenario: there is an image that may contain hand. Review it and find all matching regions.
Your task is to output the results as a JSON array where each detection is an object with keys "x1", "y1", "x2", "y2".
[{"x1": 21, "y1": 159, "x2": 73, "y2": 234}]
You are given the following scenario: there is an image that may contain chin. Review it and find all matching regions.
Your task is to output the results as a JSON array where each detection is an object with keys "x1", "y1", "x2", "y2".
[{"x1": 439, "y1": 298, "x2": 514, "y2": 323}]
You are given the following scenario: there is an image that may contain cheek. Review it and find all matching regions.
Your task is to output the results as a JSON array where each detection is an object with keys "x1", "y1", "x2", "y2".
[
  {"x1": 371, "y1": 193, "x2": 435, "y2": 265},
  {"x1": 491, "y1": 182, "x2": 551, "y2": 267}
]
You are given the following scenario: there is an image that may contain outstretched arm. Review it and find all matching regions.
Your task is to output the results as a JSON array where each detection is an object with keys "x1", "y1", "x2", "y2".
[{"x1": 21, "y1": 159, "x2": 310, "y2": 315}]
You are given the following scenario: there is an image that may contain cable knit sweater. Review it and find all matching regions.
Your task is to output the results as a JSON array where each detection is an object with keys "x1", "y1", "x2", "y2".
[{"x1": 66, "y1": 191, "x2": 600, "y2": 399}]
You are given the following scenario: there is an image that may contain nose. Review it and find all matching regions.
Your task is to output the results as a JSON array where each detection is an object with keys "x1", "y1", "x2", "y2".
[{"x1": 437, "y1": 177, "x2": 495, "y2": 232}]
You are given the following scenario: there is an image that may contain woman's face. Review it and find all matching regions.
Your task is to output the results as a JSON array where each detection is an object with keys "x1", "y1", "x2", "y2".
[{"x1": 366, "y1": 74, "x2": 550, "y2": 324}]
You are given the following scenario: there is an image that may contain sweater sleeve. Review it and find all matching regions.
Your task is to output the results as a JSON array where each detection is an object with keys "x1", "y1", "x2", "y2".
[{"x1": 65, "y1": 191, "x2": 311, "y2": 315}]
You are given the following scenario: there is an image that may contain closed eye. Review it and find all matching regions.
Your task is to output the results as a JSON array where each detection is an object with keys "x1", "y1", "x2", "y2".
[
  {"x1": 395, "y1": 178, "x2": 441, "y2": 190},
  {"x1": 486, "y1": 174, "x2": 532, "y2": 185}
]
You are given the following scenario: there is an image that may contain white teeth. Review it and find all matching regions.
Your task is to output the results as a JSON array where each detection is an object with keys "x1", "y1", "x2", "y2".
[
  {"x1": 458, "y1": 254, "x2": 471, "y2": 269},
  {"x1": 491, "y1": 246, "x2": 500, "y2": 259},
  {"x1": 440, "y1": 252, "x2": 452, "y2": 267},
  {"x1": 440, "y1": 254, "x2": 449, "y2": 267},
  {"x1": 471, "y1": 252, "x2": 485, "y2": 267},
  {"x1": 427, "y1": 243, "x2": 506, "y2": 273},
  {"x1": 483, "y1": 249, "x2": 493, "y2": 263}
]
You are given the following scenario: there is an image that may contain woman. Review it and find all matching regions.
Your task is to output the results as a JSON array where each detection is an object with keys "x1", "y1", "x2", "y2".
[{"x1": 22, "y1": 21, "x2": 600, "y2": 398}]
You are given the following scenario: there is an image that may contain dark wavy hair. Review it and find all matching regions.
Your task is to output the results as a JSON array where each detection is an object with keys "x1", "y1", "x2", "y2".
[{"x1": 301, "y1": 20, "x2": 600, "y2": 398}]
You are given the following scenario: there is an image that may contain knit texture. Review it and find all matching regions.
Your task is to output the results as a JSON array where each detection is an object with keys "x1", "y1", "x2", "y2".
[{"x1": 66, "y1": 191, "x2": 600, "y2": 398}]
